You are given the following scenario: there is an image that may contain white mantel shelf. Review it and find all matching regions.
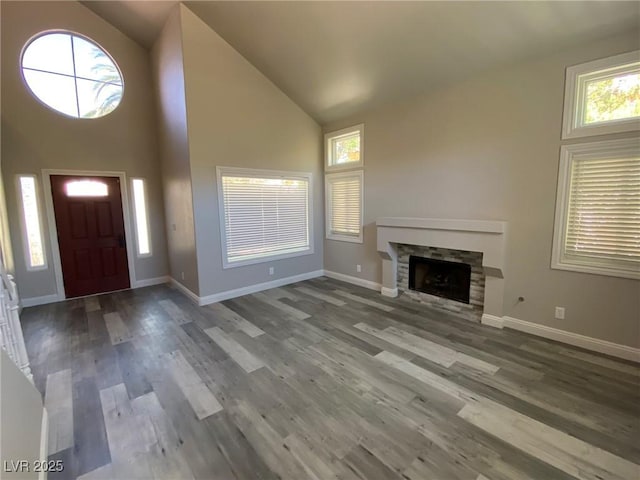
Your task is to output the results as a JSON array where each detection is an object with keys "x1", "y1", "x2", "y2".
[
  {"x1": 376, "y1": 216, "x2": 508, "y2": 321},
  {"x1": 376, "y1": 217, "x2": 506, "y2": 234}
]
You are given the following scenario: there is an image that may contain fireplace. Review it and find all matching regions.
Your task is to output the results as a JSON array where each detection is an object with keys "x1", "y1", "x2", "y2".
[
  {"x1": 397, "y1": 245, "x2": 484, "y2": 321},
  {"x1": 409, "y1": 255, "x2": 471, "y2": 304},
  {"x1": 376, "y1": 217, "x2": 506, "y2": 323}
]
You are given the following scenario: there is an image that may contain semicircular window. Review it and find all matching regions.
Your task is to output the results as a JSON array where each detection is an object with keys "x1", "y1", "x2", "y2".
[{"x1": 21, "y1": 32, "x2": 123, "y2": 119}]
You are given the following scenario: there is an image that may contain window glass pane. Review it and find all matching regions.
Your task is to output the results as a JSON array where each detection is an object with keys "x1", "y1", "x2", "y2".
[
  {"x1": 65, "y1": 180, "x2": 108, "y2": 197},
  {"x1": 21, "y1": 32, "x2": 123, "y2": 119},
  {"x1": 23, "y1": 70, "x2": 78, "y2": 117},
  {"x1": 132, "y1": 179, "x2": 151, "y2": 256},
  {"x1": 332, "y1": 133, "x2": 360, "y2": 165},
  {"x1": 220, "y1": 174, "x2": 310, "y2": 264},
  {"x1": 19, "y1": 177, "x2": 45, "y2": 269},
  {"x1": 584, "y1": 71, "x2": 640, "y2": 124},
  {"x1": 72, "y1": 36, "x2": 121, "y2": 84},
  {"x1": 21, "y1": 33, "x2": 74, "y2": 76},
  {"x1": 76, "y1": 78, "x2": 123, "y2": 118}
]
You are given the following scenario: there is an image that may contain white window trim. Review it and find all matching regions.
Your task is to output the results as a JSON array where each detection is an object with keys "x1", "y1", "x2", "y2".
[
  {"x1": 325, "y1": 170, "x2": 364, "y2": 244},
  {"x1": 325, "y1": 124, "x2": 364, "y2": 171},
  {"x1": 551, "y1": 137, "x2": 640, "y2": 280},
  {"x1": 15, "y1": 174, "x2": 47, "y2": 271},
  {"x1": 562, "y1": 50, "x2": 640, "y2": 139},
  {"x1": 216, "y1": 166, "x2": 314, "y2": 269},
  {"x1": 131, "y1": 178, "x2": 152, "y2": 258}
]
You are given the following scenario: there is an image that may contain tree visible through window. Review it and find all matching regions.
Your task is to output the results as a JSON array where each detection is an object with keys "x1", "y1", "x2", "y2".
[
  {"x1": 563, "y1": 50, "x2": 639, "y2": 138},
  {"x1": 21, "y1": 32, "x2": 123, "y2": 118},
  {"x1": 333, "y1": 133, "x2": 361, "y2": 165},
  {"x1": 585, "y1": 72, "x2": 640, "y2": 124},
  {"x1": 325, "y1": 124, "x2": 364, "y2": 170}
]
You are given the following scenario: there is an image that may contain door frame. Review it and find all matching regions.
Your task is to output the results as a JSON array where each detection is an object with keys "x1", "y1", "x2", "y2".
[{"x1": 42, "y1": 169, "x2": 137, "y2": 300}]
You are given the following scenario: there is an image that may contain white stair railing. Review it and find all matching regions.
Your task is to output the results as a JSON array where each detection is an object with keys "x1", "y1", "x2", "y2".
[{"x1": 0, "y1": 260, "x2": 32, "y2": 381}]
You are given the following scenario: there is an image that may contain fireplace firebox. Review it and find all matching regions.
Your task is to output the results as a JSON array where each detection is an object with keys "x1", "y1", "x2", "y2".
[{"x1": 408, "y1": 255, "x2": 471, "y2": 304}]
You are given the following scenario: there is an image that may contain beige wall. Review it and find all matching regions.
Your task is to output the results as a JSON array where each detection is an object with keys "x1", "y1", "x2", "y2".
[
  {"x1": 0, "y1": 350, "x2": 45, "y2": 480},
  {"x1": 176, "y1": 5, "x2": 323, "y2": 298},
  {"x1": 151, "y1": 6, "x2": 199, "y2": 295},
  {"x1": 1, "y1": 1, "x2": 168, "y2": 300},
  {"x1": 323, "y1": 30, "x2": 640, "y2": 348}
]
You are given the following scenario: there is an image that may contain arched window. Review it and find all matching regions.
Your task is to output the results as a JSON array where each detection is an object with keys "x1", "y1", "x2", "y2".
[{"x1": 21, "y1": 32, "x2": 123, "y2": 118}]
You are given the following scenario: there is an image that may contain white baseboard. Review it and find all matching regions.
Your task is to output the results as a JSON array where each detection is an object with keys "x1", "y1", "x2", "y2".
[
  {"x1": 21, "y1": 293, "x2": 62, "y2": 308},
  {"x1": 169, "y1": 278, "x2": 201, "y2": 304},
  {"x1": 132, "y1": 275, "x2": 170, "y2": 288},
  {"x1": 323, "y1": 270, "x2": 381, "y2": 291},
  {"x1": 381, "y1": 287, "x2": 398, "y2": 298},
  {"x1": 171, "y1": 270, "x2": 325, "y2": 306},
  {"x1": 481, "y1": 313, "x2": 504, "y2": 329},
  {"x1": 199, "y1": 270, "x2": 325, "y2": 306},
  {"x1": 502, "y1": 315, "x2": 640, "y2": 363},
  {"x1": 39, "y1": 407, "x2": 48, "y2": 480},
  {"x1": 21, "y1": 276, "x2": 171, "y2": 307}
]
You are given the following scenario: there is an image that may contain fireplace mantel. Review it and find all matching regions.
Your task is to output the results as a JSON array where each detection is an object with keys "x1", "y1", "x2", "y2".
[
  {"x1": 377, "y1": 217, "x2": 506, "y2": 234},
  {"x1": 376, "y1": 217, "x2": 507, "y2": 322}
]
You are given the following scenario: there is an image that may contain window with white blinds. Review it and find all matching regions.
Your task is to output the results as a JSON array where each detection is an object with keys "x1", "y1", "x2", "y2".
[
  {"x1": 217, "y1": 168, "x2": 312, "y2": 268},
  {"x1": 552, "y1": 138, "x2": 640, "y2": 279},
  {"x1": 325, "y1": 171, "x2": 363, "y2": 243}
]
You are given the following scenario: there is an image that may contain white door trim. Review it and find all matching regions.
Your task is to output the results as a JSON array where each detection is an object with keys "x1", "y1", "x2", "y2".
[{"x1": 41, "y1": 169, "x2": 137, "y2": 301}]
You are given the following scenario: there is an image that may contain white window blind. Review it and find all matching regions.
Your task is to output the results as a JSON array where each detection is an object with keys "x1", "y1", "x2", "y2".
[
  {"x1": 326, "y1": 171, "x2": 363, "y2": 243},
  {"x1": 218, "y1": 168, "x2": 311, "y2": 267},
  {"x1": 552, "y1": 138, "x2": 640, "y2": 279},
  {"x1": 565, "y1": 156, "x2": 639, "y2": 264}
]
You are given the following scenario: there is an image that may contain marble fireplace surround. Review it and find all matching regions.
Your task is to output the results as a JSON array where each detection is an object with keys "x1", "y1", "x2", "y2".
[{"x1": 376, "y1": 217, "x2": 507, "y2": 323}]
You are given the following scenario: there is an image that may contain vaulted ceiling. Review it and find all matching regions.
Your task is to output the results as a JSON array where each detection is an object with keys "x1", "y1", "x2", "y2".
[{"x1": 82, "y1": 1, "x2": 640, "y2": 124}]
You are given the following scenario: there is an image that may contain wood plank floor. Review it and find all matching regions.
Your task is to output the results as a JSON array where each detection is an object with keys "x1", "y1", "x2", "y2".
[{"x1": 21, "y1": 277, "x2": 640, "y2": 480}]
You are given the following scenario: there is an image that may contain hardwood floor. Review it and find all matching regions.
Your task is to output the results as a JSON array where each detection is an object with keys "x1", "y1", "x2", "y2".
[{"x1": 20, "y1": 277, "x2": 640, "y2": 480}]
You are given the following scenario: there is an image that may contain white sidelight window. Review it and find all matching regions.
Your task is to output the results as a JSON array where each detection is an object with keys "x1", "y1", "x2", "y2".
[
  {"x1": 17, "y1": 175, "x2": 46, "y2": 270},
  {"x1": 217, "y1": 167, "x2": 312, "y2": 268},
  {"x1": 325, "y1": 170, "x2": 363, "y2": 243},
  {"x1": 562, "y1": 50, "x2": 640, "y2": 139},
  {"x1": 552, "y1": 138, "x2": 640, "y2": 279},
  {"x1": 131, "y1": 178, "x2": 151, "y2": 257}
]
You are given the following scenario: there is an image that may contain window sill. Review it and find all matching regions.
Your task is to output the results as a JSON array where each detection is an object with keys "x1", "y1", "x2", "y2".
[
  {"x1": 326, "y1": 233, "x2": 363, "y2": 244},
  {"x1": 222, "y1": 247, "x2": 314, "y2": 269},
  {"x1": 325, "y1": 161, "x2": 364, "y2": 172},
  {"x1": 562, "y1": 118, "x2": 640, "y2": 140},
  {"x1": 551, "y1": 258, "x2": 640, "y2": 280}
]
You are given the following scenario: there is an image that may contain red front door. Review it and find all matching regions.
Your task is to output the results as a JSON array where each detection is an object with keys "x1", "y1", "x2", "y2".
[{"x1": 50, "y1": 175, "x2": 130, "y2": 298}]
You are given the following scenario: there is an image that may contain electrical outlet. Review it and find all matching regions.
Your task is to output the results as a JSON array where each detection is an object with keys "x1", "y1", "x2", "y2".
[
  {"x1": 555, "y1": 306, "x2": 565, "y2": 320},
  {"x1": 356, "y1": 264, "x2": 362, "y2": 273},
  {"x1": 269, "y1": 267, "x2": 274, "y2": 275},
  {"x1": 181, "y1": 271, "x2": 185, "y2": 280}
]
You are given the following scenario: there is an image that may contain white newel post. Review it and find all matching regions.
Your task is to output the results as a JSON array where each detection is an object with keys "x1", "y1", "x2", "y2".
[{"x1": 0, "y1": 264, "x2": 33, "y2": 381}]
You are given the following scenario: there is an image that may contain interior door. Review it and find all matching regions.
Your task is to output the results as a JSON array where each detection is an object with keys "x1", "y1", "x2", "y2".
[{"x1": 50, "y1": 175, "x2": 130, "y2": 298}]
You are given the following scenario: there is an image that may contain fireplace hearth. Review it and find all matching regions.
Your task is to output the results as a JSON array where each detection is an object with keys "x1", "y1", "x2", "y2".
[{"x1": 408, "y1": 255, "x2": 471, "y2": 304}]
